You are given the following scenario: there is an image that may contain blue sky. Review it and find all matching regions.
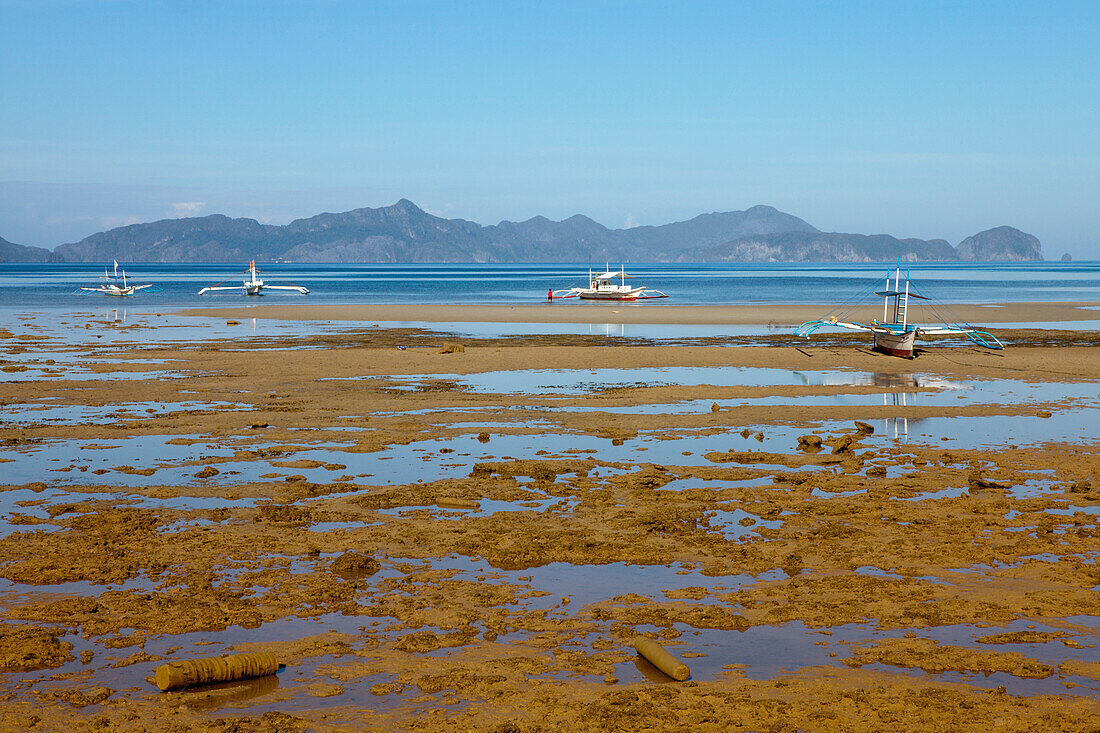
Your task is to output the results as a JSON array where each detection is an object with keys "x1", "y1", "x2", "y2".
[{"x1": 1, "y1": 0, "x2": 1097, "y2": 257}]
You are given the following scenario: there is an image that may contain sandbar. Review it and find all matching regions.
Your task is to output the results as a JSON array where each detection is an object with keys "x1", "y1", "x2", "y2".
[{"x1": 181, "y1": 301, "x2": 1100, "y2": 325}]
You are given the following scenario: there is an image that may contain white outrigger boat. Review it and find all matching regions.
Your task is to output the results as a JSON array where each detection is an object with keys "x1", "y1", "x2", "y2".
[
  {"x1": 198, "y1": 260, "x2": 309, "y2": 296},
  {"x1": 76, "y1": 261, "x2": 157, "y2": 297},
  {"x1": 551, "y1": 265, "x2": 668, "y2": 301},
  {"x1": 796, "y1": 267, "x2": 1004, "y2": 358}
]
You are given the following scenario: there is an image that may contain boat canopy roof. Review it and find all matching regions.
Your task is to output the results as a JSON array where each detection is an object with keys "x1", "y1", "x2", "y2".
[{"x1": 595, "y1": 270, "x2": 627, "y2": 280}]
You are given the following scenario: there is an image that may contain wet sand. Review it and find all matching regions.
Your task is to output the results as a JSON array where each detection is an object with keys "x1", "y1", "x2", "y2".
[
  {"x1": 183, "y1": 301, "x2": 1100, "y2": 325},
  {"x1": 1, "y1": 310, "x2": 1098, "y2": 731}
]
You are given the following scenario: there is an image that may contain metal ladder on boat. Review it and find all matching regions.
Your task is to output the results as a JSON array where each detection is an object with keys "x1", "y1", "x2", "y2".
[
  {"x1": 888, "y1": 272, "x2": 909, "y2": 326},
  {"x1": 894, "y1": 282, "x2": 908, "y2": 326}
]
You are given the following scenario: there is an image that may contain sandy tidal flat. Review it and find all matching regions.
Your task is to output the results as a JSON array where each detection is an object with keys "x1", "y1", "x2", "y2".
[
  {"x1": 0, "y1": 310, "x2": 1098, "y2": 732},
  {"x1": 182, "y1": 301, "x2": 1100, "y2": 326}
]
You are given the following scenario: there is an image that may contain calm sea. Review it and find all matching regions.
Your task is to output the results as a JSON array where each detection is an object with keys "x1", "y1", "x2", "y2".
[{"x1": 0, "y1": 261, "x2": 1098, "y2": 310}]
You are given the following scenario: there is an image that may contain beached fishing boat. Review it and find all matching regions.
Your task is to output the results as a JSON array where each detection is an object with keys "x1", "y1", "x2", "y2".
[
  {"x1": 198, "y1": 260, "x2": 309, "y2": 296},
  {"x1": 796, "y1": 267, "x2": 1004, "y2": 358},
  {"x1": 76, "y1": 261, "x2": 157, "y2": 297},
  {"x1": 551, "y1": 265, "x2": 668, "y2": 301}
]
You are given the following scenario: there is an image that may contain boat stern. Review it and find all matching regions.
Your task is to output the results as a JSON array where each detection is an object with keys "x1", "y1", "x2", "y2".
[{"x1": 873, "y1": 328, "x2": 917, "y2": 358}]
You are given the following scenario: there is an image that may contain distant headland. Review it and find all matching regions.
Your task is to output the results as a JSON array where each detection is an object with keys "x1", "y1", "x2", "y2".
[{"x1": 0, "y1": 199, "x2": 1043, "y2": 263}]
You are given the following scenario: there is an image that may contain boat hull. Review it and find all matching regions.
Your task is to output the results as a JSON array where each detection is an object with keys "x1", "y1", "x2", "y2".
[
  {"x1": 577, "y1": 291, "x2": 643, "y2": 301},
  {"x1": 83, "y1": 286, "x2": 137, "y2": 296},
  {"x1": 873, "y1": 329, "x2": 917, "y2": 358}
]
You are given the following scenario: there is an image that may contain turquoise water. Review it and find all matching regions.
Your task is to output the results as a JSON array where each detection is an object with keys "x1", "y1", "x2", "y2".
[{"x1": 1, "y1": 261, "x2": 1098, "y2": 309}]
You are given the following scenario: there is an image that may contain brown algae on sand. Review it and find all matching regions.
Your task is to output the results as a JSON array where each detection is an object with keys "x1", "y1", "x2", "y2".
[{"x1": 0, "y1": 314, "x2": 1099, "y2": 731}]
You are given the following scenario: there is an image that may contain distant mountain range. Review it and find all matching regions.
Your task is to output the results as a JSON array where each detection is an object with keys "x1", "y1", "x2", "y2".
[
  {"x1": 0, "y1": 199, "x2": 1043, "y2": 263},
  {"x1": 0, "y1": 235, "x2": 63, "y2": 263}
]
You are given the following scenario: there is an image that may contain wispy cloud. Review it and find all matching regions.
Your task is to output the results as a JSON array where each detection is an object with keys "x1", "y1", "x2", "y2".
[
  {"x1": 424, "y1": 202, "x2": 456, "y2": 218},
  {"x1": 99, "y1": 215, "x2": 141, "y2": 229},
  {"x1": 170, "y1": 201, "x2": 206, "y2": 217}
]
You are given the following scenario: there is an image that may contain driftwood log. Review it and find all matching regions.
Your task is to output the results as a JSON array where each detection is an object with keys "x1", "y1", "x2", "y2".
[{"x1": 153, "y1": 652, "x2": 279, "y2": 691}]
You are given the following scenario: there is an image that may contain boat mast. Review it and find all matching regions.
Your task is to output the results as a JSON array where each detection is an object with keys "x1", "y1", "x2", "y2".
[
  {"x1": 882, "y1": 273, "x2": 890, "y2": 322},
  {"x1": 889, "y1": 267, "x2": 902, "y2": 325}
]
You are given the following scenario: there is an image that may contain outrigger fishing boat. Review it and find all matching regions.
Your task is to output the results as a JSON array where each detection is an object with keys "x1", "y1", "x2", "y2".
[
  {"x1": 76, "y1": 261, "x2": 158, "y2": 297},
  {"x1": 198, "y1": 260, "x2": 309, "y2": 296},
  {"x1": 796, "y1": 266, "x2": 1004, "y2": 358},
  {"x1": 551, "y1": 265, "x2": 668, "y2": 301}
]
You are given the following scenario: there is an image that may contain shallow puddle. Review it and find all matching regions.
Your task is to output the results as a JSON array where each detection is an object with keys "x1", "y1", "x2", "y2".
[
  {"x1": 338, "y1": 367, "x2": 1096, "y2": 407},
  {"x1": 0, "y1": 365, "x2": 195, "y2": 384},
  {"x1": 4, "y1": 412, "x2": 1089, "y2": 495},
  {"x1": 378, "y1": 496, "x2": 580, "y2": 520},
  {"x1": 658, "y1": 477, "x2": 773, "y2": 492},
  {"x1": 341, "y1": 367, "x2": 896, "y2": 394},
  {"x1": 897, "y1": 412, "x2": 1100, "y2": 449},
  {"x1": 4, "y1": 400, "x2": 253, "y2": 426},
  {"x1": 605, "y1": 618, "x2": 1100, "y2": 697},
  {"x1": 4, "y1": 610, "x2": 384, "y2": 703},
  {"x1": 0, "y1": 575, "x2": 158, "y2": 601},
  {"x1": 900, "y1": 486, "x2": 969, "y2": 502},
  {"x1": 1, "y1": 311, "x2": 366, "y2": 352},
  {"x1": 0, "y1": 435, "x2": 241, "y2": 487},
  {"x1": 705, "y1": 508, "x2": 782, "y2": 540},
  {"x1": 390, "y1": 555, "x2": 753, "y2": 612}
]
